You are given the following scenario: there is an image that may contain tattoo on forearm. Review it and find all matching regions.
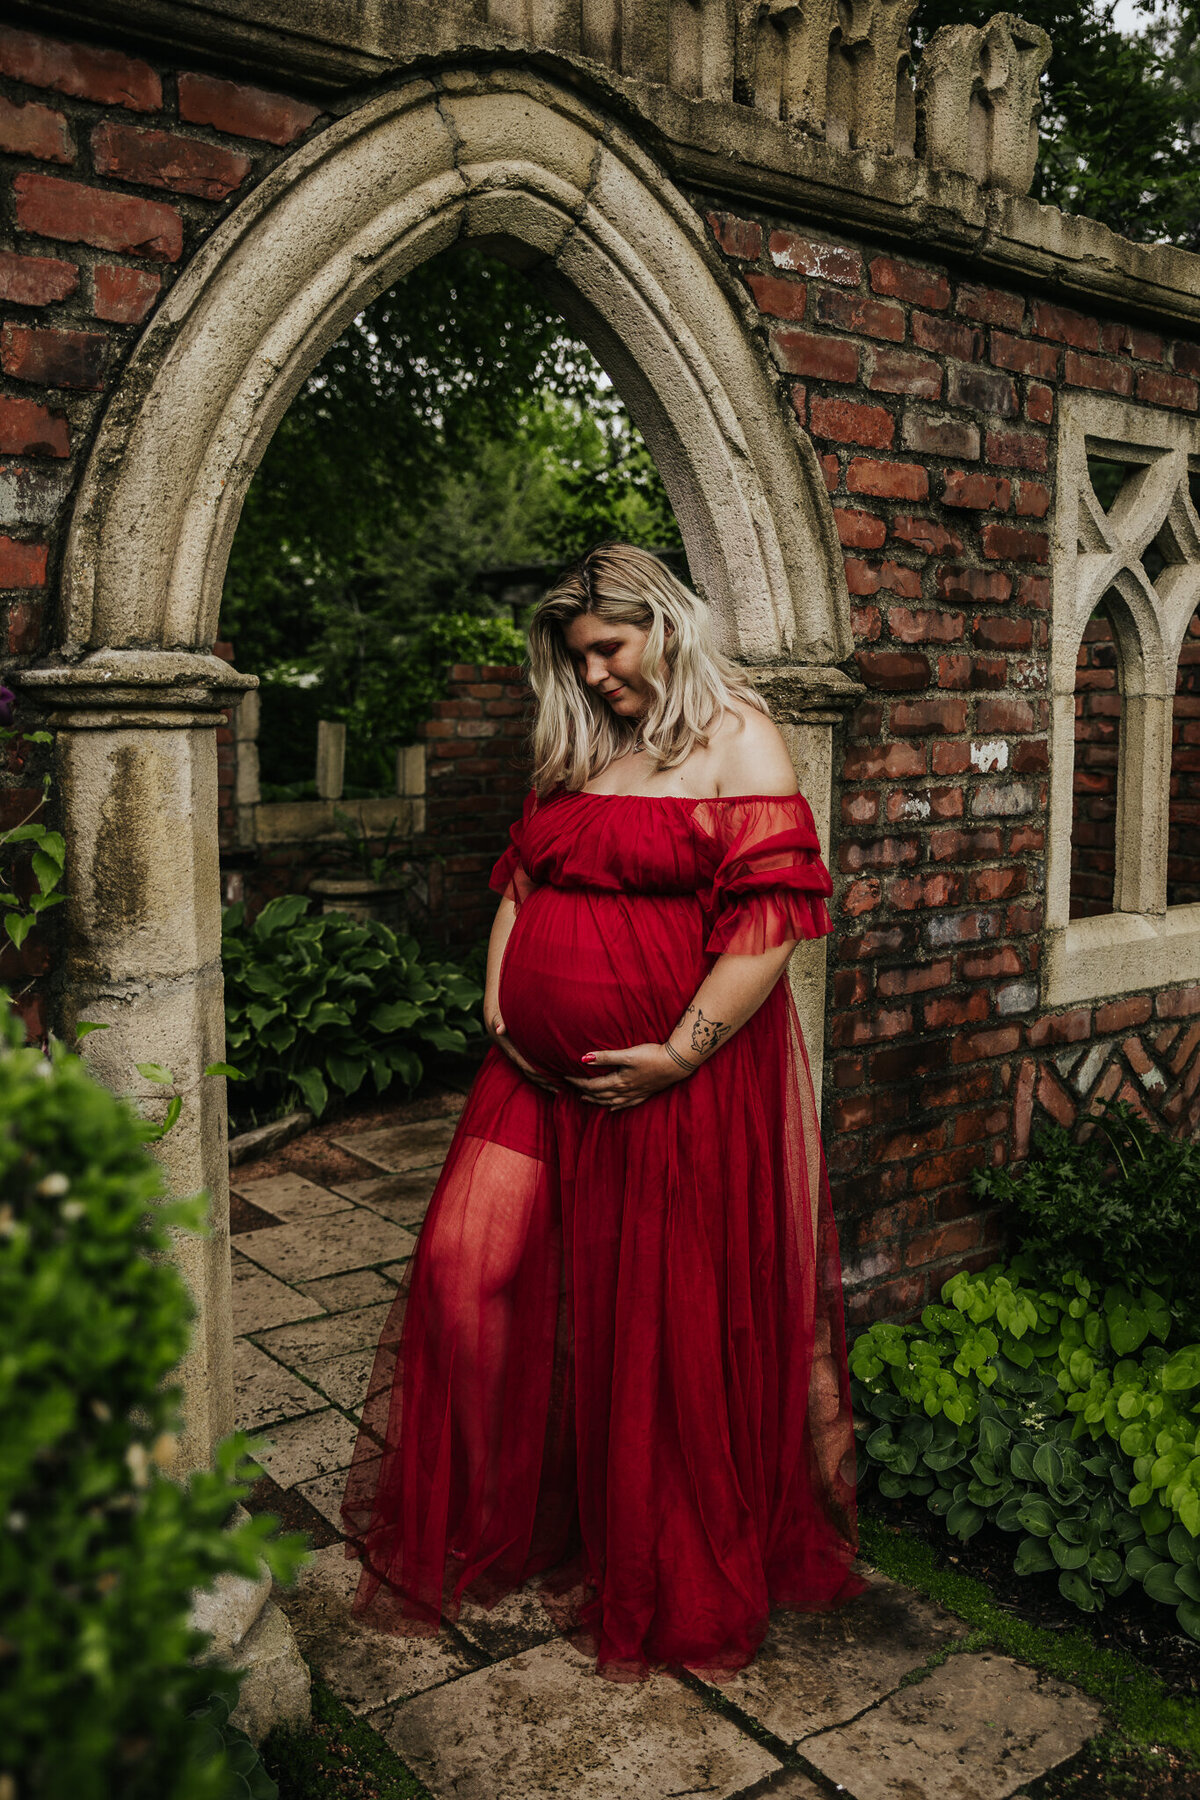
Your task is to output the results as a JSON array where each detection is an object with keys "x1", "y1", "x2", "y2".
[{"x1": 690, "y1": 1009, "x2": 731, "y2": 1056}]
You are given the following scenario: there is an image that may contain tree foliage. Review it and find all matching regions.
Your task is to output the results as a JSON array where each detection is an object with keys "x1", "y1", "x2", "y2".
[{"x1": 222, "y1": 246, "x2": 681, "y2": 787}]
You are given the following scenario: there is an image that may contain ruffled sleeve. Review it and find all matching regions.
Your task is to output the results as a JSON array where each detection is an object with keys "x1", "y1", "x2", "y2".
[
  {"x1": 696, "y1": 792, "x2": 833, "y2": 956},
  {"x1": 488, "y1": 788, "x2": 539, "y2": 909}
]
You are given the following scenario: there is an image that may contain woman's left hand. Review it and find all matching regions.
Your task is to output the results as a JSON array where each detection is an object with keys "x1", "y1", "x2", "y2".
[{"x1": 564, "y1": 1042, "x2": 693, "y2": 1111}]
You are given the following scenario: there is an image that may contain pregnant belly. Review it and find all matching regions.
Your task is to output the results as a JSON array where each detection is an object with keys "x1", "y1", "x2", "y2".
[{"x1": 498, "y1": 887, "x2": 705, "y2": 1078}]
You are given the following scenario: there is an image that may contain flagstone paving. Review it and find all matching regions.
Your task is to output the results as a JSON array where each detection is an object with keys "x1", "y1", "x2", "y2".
[{"x1": 231, "y1": 1098, "x2": 1105, "y2": 1800}]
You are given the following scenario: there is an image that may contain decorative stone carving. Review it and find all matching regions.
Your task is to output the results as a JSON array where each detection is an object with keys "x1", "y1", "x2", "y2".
[
  {"x1": 826, "y1": 0, "x2": 918, "y2": 154},
  {"x1": 438, "y1": 0, "x2": 1046, "y2": 186},
  {"x1": 917, "y1": 12, "x2": 1051, "y2": 194}
]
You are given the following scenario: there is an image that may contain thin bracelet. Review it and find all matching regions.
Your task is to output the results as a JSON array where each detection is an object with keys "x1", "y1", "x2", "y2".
[{"x1": 662, "y1": 1039, "x2": 701, "y2": 1074}]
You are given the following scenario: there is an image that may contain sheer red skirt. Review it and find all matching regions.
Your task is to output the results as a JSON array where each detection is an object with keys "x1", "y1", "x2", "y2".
[{"x1": 340, "y1": 791, "x2": 863, "y2": 1676}]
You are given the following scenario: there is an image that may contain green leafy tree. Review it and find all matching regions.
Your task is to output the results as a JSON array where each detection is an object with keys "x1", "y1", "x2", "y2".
[{"x1": 220, "y1": 246, "x2": 683, "y2": 790}]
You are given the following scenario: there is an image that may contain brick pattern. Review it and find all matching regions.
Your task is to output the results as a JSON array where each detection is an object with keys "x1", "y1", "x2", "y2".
[
  {"x1": 0, "y1": 22, "x2": 327, "y2": 675},
  {"x1": 1013, "y1": 994, "x2": 1200, "y2": 1153},
  {"x1": 420, "y1": 662, "x2": 533, "y2": 944},
  {"x1": 1169, "y1": 609, "x2": 1200, "y2": 906},
  {"x1": 708, "y1": 209, "x2": 1200, "y2": 1323},
  {"x1": 1070, "y1": 611, "x2": 1119, "y2": 919}
]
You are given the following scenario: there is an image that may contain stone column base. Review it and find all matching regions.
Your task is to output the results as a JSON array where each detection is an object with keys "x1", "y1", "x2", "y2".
[{"x1": 188, "y1": 1510, "x2": 312, "y2": 1745}]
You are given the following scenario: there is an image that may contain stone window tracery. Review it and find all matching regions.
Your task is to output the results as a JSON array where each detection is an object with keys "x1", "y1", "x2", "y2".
[{"x1": 1048, "y1": 395, "x2": 1200, "y2": 1004}]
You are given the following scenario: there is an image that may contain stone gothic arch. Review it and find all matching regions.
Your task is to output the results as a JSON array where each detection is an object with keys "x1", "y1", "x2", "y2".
[{"x1": 22, "y1": 66, "x2": 853, "y2": 1465}]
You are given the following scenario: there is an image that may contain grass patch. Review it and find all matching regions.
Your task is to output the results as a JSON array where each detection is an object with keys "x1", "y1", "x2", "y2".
[
  {"x1": 260, "y1": 1679, "x2": 431, "y2": 1800},
  {"x1": 859, "y1": 1514, "x2": 1200, "y2": 1762}
]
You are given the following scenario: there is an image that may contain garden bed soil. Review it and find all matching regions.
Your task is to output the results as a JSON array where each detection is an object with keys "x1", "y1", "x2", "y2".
[{"x1": 864, "y1": 1491, "x2": 1200, "y2": 1700}]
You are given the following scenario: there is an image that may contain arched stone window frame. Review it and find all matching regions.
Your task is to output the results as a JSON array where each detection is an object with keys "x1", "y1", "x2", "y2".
[{"x1": 1046, "y1": 392, "x2": 1200, "y2": 1006}]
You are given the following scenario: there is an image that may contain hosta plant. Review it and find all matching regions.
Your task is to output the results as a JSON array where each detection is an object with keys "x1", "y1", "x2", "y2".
[
  {"x1": 221, "y1": 895, "x2": 483, "y2": 1125},
  {"x1": 850, "y1": 1260, "x2": 1200, "y2": 1642}
]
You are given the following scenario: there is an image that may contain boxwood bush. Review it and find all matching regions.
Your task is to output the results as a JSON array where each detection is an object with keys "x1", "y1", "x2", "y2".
[
  {"x1": 0, "y1": 999, "x2": 308, "y2": 1799},
  {"x1": 851, "y1": 1259, "x2": 1200, "y2": 1641},
  {"x1": 221, "y1": 895, "x2": 483, "y2": 1129}
]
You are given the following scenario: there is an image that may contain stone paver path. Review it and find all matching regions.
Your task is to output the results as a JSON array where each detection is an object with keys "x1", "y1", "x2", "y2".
[{"x1": 232, "y1": 1105, "x2": 1103, "y2": 1800}]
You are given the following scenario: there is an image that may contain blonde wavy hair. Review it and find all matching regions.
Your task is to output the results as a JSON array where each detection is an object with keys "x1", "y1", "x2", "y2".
[{"x1": 525, "y1": 542, "x2": 769, "y2": 796}]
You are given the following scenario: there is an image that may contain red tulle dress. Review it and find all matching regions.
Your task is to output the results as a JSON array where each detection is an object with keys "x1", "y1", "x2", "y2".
[{"x1": 340, "y1": 785, "x2": 864, "y2": 1676}]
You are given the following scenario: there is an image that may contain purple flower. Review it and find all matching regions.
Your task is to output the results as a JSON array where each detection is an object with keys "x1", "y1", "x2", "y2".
[{"x1": 0, "y1": 686, "x2": 14, "y2": 728}]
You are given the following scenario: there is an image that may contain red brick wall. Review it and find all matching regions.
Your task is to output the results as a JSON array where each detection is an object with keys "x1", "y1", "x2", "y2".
[
  {"x1": 0, "y1": 21, "x2": 324, "y2": 677},
  {"x1": 1170, "y1": 609, "x2": 1200, "y2": 906},
  {"x1": 1070, "y1": 610, "x2": 1120, "y2": 919},
  {"x1": 0, "y1": 24, "x2": 327, "y2": 1019},
  {"x1": 421, "y1": 662, "x2": 532, "y2": 945},
  {"x1": 708, "y1": 210, "x2": 1200, "y2": 1323}
]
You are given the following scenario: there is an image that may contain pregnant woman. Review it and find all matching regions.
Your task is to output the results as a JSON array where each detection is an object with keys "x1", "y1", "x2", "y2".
[{"x1": 340, "y1": 542, "x2": 863, "y2": 1676}]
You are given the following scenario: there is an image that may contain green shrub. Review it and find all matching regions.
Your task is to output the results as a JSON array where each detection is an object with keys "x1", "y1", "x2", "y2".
[
  {"x1": 850, "y1": 1260, "x2": 1200, "y2": 1643},
  {"x1": 973, "y1": 1102, "x2": 1200, "y2": 1336},
  {"x1": 222, "y1": 895, "x2": 483, "y2": 1127},
  {"x1": 0, "y1": 1001, "x2": 309, "y2": 1799}
]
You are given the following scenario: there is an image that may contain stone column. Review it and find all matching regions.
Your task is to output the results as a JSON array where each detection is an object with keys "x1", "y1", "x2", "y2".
[
  {"x1": 748, "y1": 663, "x2": 863, "y2": 1113},
  {"x1": 19, "y1": 650, "x2": 257, "y2": 1474}
]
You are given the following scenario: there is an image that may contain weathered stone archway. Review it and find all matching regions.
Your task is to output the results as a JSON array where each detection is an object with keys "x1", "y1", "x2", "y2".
[{"x1": 23, "y1": 65, "x2": 853, "y2": 1466}]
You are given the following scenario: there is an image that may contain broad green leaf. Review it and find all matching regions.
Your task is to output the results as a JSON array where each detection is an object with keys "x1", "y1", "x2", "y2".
[
  {"x1": 946, "y1": 1499, "x2": 984, "y2": 1540},
  {"x1": 327, "y1": 1053, "x2": 367, "y2": 1096},
  {"x1": 1089, "y1": 1549, "x2": 1123, "y2": 1586},
  {"x1": 1014, "y1": 1535, "x2": 1055, "y2": 1575},
  {"x1": 136, "y1": 1094, "x2": 183, "y2": 1142},
  {"x1": 1175, "y1": 1563, "x2": 1200, "y2": 1604},
  {"x1": 1142, "y1": 1562, "x2": 1183, "y2": 1605},
  {"x1": 203, "y1": 1062, "x2": 244, "y2": 1080},
  {"x1": 1018, "y1": 1496, "x2": 1056, "y2": 1537},
  {"x1": 31, "y1": 848, "x2": 62, "y2": 893},
  {"x1": 1177, "y1": 1599, "x2": 1200, "y2": 1641},
  {"x1": 75, "y1": 1021, "x2": 110, "y2": 1039},
  {"x1": 292, "y1": 1066, "x2": 328, "y2": 1118},
  {"x1": 1010, "y1": 1442, "x2": 1038, "y2": 1482},
  {"x1": 419, "y1": 1024, "x2": 467, "y2": 1053},
  {"x1": 1058, "y1": 1569, "x2": 1099, "y2": 1611},
  {"x1": 135, "y1": 1062, "x2": 175, "y2": 1085},
  {"x1": 3, "y1": 912, "x2": 33, "y2": 949},
  {"x1": 1162, "y1": 1347, "x2": 1200, "y2": 1392},
  {"x1": 371, "y1": 1000, "x2": 421, "y2": 1033}
]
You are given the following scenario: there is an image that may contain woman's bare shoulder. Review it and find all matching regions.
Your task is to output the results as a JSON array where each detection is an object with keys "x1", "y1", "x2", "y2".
[{"x1": 709, "y1": 701, "x2": 798, "y2": 797}]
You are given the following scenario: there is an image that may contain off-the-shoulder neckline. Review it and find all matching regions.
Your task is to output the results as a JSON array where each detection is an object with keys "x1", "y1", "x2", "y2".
[{"x1": 559, "y1": 788, "x2": 804, "y2": 804}]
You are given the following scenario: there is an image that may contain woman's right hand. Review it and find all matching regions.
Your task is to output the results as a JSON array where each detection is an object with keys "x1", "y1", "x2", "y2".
[{"x1": 485, "y1": 997, "x2": 561, "y2": 1095}]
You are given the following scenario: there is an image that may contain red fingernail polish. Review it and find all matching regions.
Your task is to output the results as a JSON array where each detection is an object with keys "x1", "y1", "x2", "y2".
[{"x1": 581, "y1": 1053, "x2": 596, "y2": 1064}]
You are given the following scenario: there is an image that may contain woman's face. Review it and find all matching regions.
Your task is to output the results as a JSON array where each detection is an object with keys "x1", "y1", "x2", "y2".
[{"x1": 562, "y1": 614, "x2": 665, "y2": 722}]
